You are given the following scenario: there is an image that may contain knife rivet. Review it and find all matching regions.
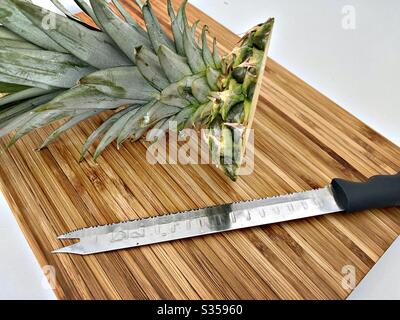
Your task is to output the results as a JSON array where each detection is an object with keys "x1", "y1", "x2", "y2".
[
  {"x1": 312, "y1": 198, "x2": 323, "y2": 207},
  {"x1": 246, "y1": 211, "x2": 252, "y2": 221}
]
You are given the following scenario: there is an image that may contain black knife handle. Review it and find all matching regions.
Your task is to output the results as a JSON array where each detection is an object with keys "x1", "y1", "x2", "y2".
[{"x1": 331, "y1": 172, "x2": 400, "y2": 212}]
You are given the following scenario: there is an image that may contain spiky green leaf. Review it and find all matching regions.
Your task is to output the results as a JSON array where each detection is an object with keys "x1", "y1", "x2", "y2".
[
  {"x1": 0, "y1": 48, "x2": 95, "y2": 89},
  {"x1": 39, "y1": 109, "x2": 102, "y2": 149},
  {"x1": 141, "y1": 0, "x2": 175, "y2": 53},
  {"x1": 0, "y1": 91, "x2": 61, "y2": 129},
  {"x1": 90, "y1": 0, "x2": 152, "y2": 63},
  {"x1": 49, "y1": 0, "x2": 98, "y2": 30},
  {"x1": 0, "y1": 112, "x2": 35, "y2": 138},
  {"x1": 191, "y1": 77, "x2": 210, "y2": 103},
  {"x1": 117, "y1": 100, "x2": 179, "y2": 145},
  {"x1": 93, "y1": 107, "x2": 140, "y2": 160},
  {"x1": 0, "y1": 25, "x2": 40, "y2": 49},
  {"x1": 212, "y1": 38, "x2": 222, "y2": 69},
  {"x1": 0, "y1": 71, "x2": 53, "y2": 90},
  {"x1": 0, "y1": 25, "x2": 24, "y2": 40},
  {"x1": 175, "y1": 106, "x2": 196, "y2": 131},
  {"x1": 160, "y1": 74, "x2": 202, "y2": 107},
  {"x1": 183, "y1": 22, "x2": 206, "y2": 73},
  {"x1": 167, "y1": 0, "x2": 184, "y2": 55},
  {"x1": 0, "y1": 38, "x2": 40, "y2": 50},
  {"x1": 111, "y1": 0, "x2": 148, "y2": 38},
  {"x1": 116, "y1": 100, "x2": 155, "y2": 145},
  {"x1": 191, "y1": 101, "x2": 212, "y2": 126},
  {"x1": 157, "y1": 45, "x2": 192, "y2": 83},
  {"x1": 79, "y1": 66, "x2": 159, "y2": 100},
  {"x1": 167, "y1": 0, "x2": 176, "y2": 20},
  {"x1": 201, "y1": 26, "x2": 216, "y2": 69},
  {"x1": 0, "y1": 0, "x2": 68, "y2": 52},
  {"x1": 37, "y1": 85, "x2": 137, "y2": 112},
  {"x1": 146, "y1": 117, "x2": 168, "y2": 141},
  {"x1": 206, "y1": 67, "x2": 220, "y2": 91},
  {"x1": 0, "y1": 87, "x2": 55, "y2": 108},
  {"x1": 135, "y1": 46, "x2": 169, "y2": 91},
  {"x1": 6, "y1": 108, "x2": 81, "y2": 147},
  {"x1": 170, "y1": 16, "x2": 185, "y2": 56},
  {"x1": 14, "y1": 1, "x2": 132, "y2": 69},
  {"x1": 80, "y1": 106, "x2": 137, "y2": 161}
]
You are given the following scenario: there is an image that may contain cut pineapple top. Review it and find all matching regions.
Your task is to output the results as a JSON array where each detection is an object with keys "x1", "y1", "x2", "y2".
[{"x1": 0, "y1": 0, "x2": 274, "y2": 181}]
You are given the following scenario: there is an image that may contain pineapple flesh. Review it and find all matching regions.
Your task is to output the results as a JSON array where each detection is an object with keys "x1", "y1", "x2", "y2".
[{"x1": 0, "y1": 0, "x2": 274, "y2": 181}]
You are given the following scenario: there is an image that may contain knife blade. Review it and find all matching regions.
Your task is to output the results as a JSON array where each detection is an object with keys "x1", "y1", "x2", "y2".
[{"x1": 54, "y1": 172, "x2": 400, "y2": 255}]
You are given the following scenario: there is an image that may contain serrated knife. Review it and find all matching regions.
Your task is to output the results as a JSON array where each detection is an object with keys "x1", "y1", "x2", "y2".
[{"x1": 54, "y1": 173, "x2": 400, "y2": 255}]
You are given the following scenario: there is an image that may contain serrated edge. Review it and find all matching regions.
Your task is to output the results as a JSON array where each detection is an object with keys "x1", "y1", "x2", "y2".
[{"x1": 58, "y1": 186, "x2": 333, "y2": 239}]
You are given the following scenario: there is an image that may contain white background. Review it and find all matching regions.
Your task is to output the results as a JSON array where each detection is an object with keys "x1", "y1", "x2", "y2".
[{"x1": 0, "y1": 0, "x2": 399, "y2": 299}]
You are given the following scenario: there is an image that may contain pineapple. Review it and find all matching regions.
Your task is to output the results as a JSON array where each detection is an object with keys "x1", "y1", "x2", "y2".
[{"x1": 0, "y1": 0, "x2": 274, "y2": 181}]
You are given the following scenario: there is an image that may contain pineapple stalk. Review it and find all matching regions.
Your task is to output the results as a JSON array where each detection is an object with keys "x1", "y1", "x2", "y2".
[
  {"x1": 204, "y1": 20, "x2": 274, "y2": 180},
  {"x1": 0, "y1": 0, "x2": 274, "y2": 181}
]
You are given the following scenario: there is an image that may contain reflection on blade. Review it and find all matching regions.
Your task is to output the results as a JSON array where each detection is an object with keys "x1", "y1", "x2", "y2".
[{"x1": 55, "y1": 186, "x2": 343, "y2": 255}]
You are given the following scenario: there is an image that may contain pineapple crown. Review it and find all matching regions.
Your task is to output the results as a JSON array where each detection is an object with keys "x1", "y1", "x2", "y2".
[{"x1": 0, "y1": 0, "x2": 274, "y2": 181}]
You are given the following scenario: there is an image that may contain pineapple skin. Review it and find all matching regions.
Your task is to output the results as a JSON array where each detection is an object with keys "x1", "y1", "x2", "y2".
[{"x1": 0, "y1": 0, "x2": 274, "y2": 181}]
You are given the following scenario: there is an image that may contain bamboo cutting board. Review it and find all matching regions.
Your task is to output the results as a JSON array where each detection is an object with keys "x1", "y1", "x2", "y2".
[{"x1": 0, "y1": 0, "x2": 400, "y2": 300}]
